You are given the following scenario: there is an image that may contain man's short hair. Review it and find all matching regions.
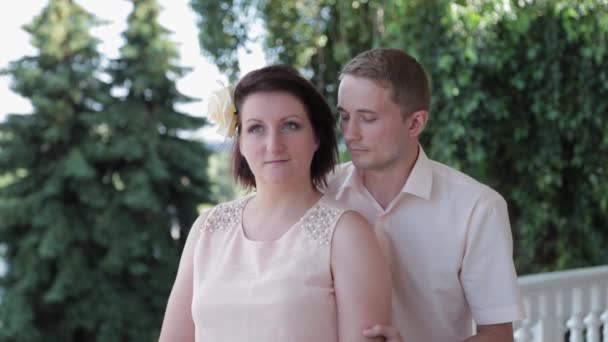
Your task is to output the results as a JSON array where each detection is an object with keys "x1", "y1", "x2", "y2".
[{"x1": 341, "y1": 48, "x2": 430, "y2": 116}]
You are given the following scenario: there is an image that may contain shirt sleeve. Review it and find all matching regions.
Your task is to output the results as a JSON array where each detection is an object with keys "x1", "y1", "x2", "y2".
[{"x1": 460, "y1": 193, "x2": 526, "y2": 325}]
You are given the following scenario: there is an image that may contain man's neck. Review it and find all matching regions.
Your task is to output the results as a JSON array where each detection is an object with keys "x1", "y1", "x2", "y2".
[{"x1": 361, "y1": 147, "x2": 419, "y2": 210}]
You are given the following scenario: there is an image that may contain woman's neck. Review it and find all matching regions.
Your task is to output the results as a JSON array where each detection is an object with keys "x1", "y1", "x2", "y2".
[
  {"x1": 242, "y1": 182, "x2": 322, "y2": 240},
  {"x1": 252, "y1": 181, "x2": 321, "y2": 213}
]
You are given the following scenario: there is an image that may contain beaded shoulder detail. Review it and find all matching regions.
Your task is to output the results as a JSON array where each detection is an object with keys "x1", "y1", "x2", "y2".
[
  {"x1": 300, "y1": 204, "x2": 342, "y2": 245},
  {"x1": 201, "y1": 198, "x2": 248, "y2": 233}
]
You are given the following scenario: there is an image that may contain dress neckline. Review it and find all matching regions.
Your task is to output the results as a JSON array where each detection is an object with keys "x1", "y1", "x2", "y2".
[{"x1": 238, "y1": 194, "x2": 325, "y2": 243}]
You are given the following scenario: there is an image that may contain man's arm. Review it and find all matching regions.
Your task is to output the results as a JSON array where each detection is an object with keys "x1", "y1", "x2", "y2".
[
  {"x1": 362, "y1": 325, "x2": 403, "y2": 342},
  {"x1": 463, "y1": 323, "x2": 513, "y2": 342},
  {"x1": 362, "y1": 322, "x2": 514, "y2": 342},
  {"x1": 460, "y1": 195, "x2": 525, "y2": 337},
  {"x1": 460, "y1": 193, "x2": 522, "y2": 342}
]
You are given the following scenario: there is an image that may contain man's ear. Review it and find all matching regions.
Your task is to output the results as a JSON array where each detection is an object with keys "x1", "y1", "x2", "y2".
[{"x1": 407, "y1": 110, "x2": 429, "y2": 139}]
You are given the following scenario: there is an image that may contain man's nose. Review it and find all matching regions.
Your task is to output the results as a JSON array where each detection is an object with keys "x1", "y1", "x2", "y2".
[{"x1": 343, "y1": 119, "x2": 361, "y2": 143}]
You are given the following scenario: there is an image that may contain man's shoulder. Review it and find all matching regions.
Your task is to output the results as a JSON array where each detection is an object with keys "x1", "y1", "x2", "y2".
[
  {"x1": 428, "y1": 158, "x2": 505, "y2": 204},
  {"x1": 323, "y1": 162, "x2": 355, "y2": 194}
]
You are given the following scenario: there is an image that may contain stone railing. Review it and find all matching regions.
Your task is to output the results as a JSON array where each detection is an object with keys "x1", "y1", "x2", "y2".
[{"x1": 513, "y1": 265, "x2": 608, "y2": 342}]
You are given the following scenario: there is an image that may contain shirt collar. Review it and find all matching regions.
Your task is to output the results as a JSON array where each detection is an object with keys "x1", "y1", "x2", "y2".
[
  {"x1": 336, "y1": 162, "x2": 363, "y2": 194},
  {"x1": 337, "y1": 145, "x2": 433, "y2": 200},
  {"x1": 401, "y1": 146, "x2": 433, "y2": 200}
]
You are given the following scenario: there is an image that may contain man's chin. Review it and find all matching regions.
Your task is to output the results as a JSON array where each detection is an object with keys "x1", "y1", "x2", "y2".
[
  {"x1": 351, "y1": 157, "x2": 397, "y2": 172},
  {"x1": 350, "y1": 158, "x2": 374, "y2": 170}
]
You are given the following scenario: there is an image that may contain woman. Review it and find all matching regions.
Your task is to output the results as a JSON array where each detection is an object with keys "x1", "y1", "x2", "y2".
[{"x1": 159, "y1": 65, "x2": 391, "y2": 341}]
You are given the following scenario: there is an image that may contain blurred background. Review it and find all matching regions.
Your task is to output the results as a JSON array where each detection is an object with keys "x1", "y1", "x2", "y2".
[{"x1": 0, "y1": 0, "x2": 606, "y2": 340}]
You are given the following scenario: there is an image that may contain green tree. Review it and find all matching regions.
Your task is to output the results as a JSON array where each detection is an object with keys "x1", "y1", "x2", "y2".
[
  {"x1": 192, "y1": 0, "x2": 608, "y2": 274},
  {"x1": 99, "y1": 0, "x2": 212, "y2": 339},
  {"x1": 190, "y1": 0, "x2": 256, "y2": 81},
  {"x1": 386, "y1": 0, "x2": 608, "y2": 273},
  {"x1": 0, "y1": 0, "x2": 211, "y2": 340},
  {"x1": 190, "y1": 0, "x2": 379, "y2": 104},
  {"x1": 206, "y1": 151, "x2": 246, "y2": 203},
  {"x1": 0, "y1": 1, "x2": 114, "y2": 340}
]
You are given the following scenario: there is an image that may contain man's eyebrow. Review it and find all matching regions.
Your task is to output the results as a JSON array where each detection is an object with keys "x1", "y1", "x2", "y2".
[{"x1": 337, "y1": 106, "x2": 377, "y2": 114}]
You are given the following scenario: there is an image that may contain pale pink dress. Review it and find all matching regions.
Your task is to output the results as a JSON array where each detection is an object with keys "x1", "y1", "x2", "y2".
[{"x1": 191, "y1": 194, "x2": 347, "y2": 341}]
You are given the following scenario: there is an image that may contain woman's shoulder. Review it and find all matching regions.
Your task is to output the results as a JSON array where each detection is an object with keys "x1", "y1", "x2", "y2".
[
  {"x1": 318, "y1": 193, "x2": 352, "y2": 213},
  {"x1": 197, "y1": 195, "x2": 252, "y2": 233},
  {"x1": 315, "y1": 195, "x2": 372, "y2": 247},
  {"x1": 331, "y1": 210, "x2": 382, "y2": 270},
  {"x1": 319, "y1": 195, "x2": 369, "y2": 227},
  {"x1": 210, "y1": 195, "x2": 250, "y2": 213},
  {"x1": 333, "y1": 210, "x2": 371, "y2": 238}
]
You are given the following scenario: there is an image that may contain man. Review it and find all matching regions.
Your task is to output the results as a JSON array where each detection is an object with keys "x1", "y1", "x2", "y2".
[{"x1": 325, "y1": 48, "x2": 525, "y2": 341}]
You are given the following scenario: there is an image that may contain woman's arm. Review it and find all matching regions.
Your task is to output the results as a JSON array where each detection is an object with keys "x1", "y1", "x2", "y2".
[
  {"x1": 158, "y1": 211, "x2": 209, "y2": 342},
  {"x1": 331, "y1": 211, "x2": 392, "y2": 342}
]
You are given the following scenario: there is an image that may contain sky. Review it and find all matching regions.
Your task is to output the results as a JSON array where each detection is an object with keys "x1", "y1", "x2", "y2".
[{"x1": 0, "y1": 0, "x2": 266, "y2": 144}]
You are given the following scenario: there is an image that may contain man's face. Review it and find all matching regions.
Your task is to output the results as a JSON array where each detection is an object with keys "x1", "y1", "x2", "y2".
[{"x1": 337, "y1": 75, "x2": 413, "y2": 171}]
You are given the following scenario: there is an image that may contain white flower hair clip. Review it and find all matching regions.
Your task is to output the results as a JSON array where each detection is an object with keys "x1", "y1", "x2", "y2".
[{"x1": 207, "y1": 82, "x2": 238, "y2": 138}]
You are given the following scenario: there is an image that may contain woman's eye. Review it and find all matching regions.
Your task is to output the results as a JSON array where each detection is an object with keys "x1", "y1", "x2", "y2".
[
  {"x1": 340, "y1": 115, "x2": 350, "y2": 122},
  {"x1": 247, "y1": 125, "x2": 263, "y2": 134},
  {"x1": 283, "y1": 121, "x2": 301, "y2": 131}
]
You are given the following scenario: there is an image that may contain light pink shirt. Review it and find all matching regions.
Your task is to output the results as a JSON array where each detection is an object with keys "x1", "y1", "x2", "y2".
[{"x1": 325, "y1": 147, "x2": 525, "y2": 341}]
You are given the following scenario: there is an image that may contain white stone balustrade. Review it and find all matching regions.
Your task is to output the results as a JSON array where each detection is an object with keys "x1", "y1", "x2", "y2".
[{"x1": 511, "y1": 265, "x2": 608, "y2": 342}]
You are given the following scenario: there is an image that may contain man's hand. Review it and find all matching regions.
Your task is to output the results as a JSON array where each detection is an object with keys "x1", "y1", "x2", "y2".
[
  {"x1": 463, "y1": 323, "x2": 513, "y2": 342},
  {"x1": 362, "y1": 324, "x2": 403, "y2": 342}
]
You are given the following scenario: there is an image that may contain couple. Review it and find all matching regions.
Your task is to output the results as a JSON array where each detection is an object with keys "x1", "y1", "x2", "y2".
[{"x1": 159, "y1": 48, "x2": 525, "y2": 341}]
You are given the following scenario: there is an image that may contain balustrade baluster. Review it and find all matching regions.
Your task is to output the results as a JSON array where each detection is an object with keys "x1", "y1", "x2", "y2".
[
  {"x1": 600, "y1": 310, "x2": 608, "y2": 342},
  {"x1": 514, "y1": 319, "x2": 533, "y2": 342},
  {"x1": 542, "y1": 290, "x2": 560, "y2": 342},
  {"x1": 513, "y1": 266, "x2": 608, "y2": 342},
  {"x1": 584, "y1": 311, "x2": 600, "y2": 342},
  {"x1": 568, "y1": 313, "x2": 585, "y2": 342}
]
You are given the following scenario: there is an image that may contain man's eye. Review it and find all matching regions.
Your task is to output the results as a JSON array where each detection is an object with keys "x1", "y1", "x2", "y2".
[{"x1": 363, "y1": 116, "x2": 377, "y2": 122}]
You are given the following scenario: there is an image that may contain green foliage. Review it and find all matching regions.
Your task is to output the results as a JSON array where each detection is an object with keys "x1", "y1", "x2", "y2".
[
  {"x1": 193, "y1": 0, "x2": 608, "y2": 274},
  {"x1": 190, "y1": 0, "x2": 257, "y2": 81},
  {"x1": 0, "y1": 174, "x2": 12, "y2": 189},
  {"x1": 0, "y1": 0, "x2": 211, "y2": 340},
  {"x1": 206, "y1": 151, "x2": 247, "y2": 203},
  {"x1": 404, "y1": 0, "x2": 608, "y2": 274},
  {"x1": 262, "y1": 0, "x2": 384, "y2": 107}
]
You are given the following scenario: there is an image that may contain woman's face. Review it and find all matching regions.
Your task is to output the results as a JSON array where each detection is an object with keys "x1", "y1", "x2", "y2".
[{"x1": 239, "y1": 91, "x2": 319, "y2": 188}]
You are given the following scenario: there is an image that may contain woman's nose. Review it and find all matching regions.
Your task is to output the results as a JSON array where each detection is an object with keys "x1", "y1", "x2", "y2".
[{"x1": 267, "y1": 128, "x2": 286, "y2": 152}]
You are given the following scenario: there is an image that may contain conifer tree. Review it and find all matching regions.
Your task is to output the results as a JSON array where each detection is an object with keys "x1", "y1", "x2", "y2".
[
  {"x1": 0, "y1": 0, "x2": 113, "y2": 340},
  {"x1": 95, "y1": 0, "x2": 212, "y2": 339},
  {"x1": 0, "y1": 0, "x2": 211, "y2": 340}
]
